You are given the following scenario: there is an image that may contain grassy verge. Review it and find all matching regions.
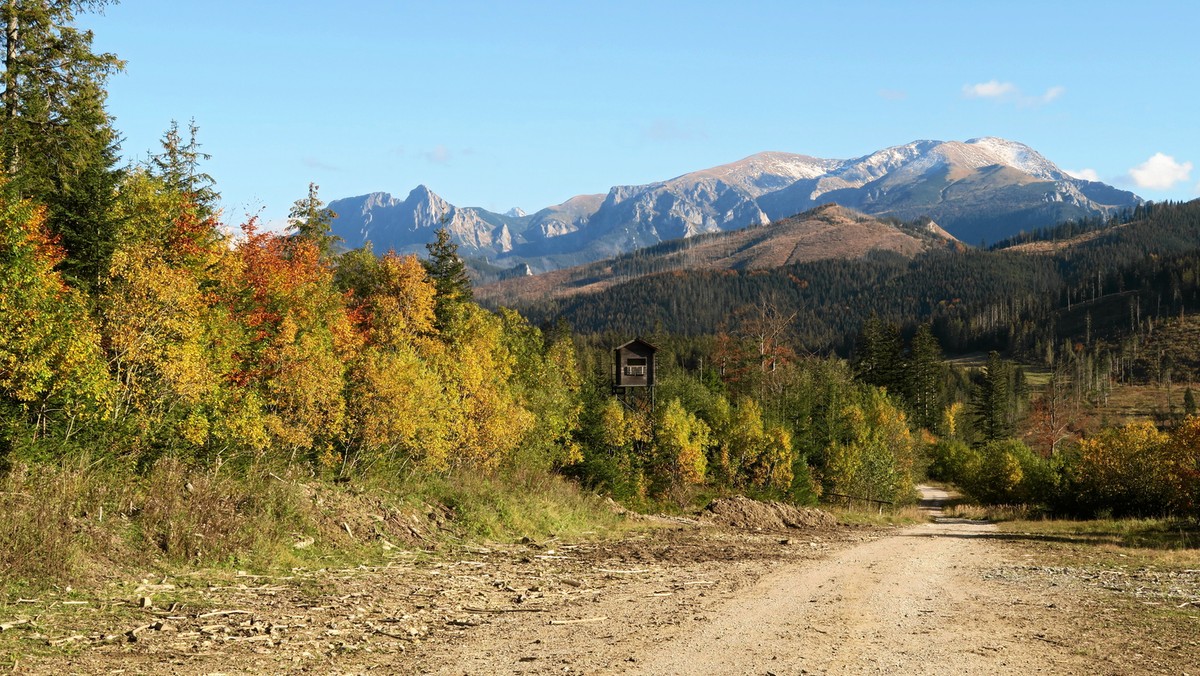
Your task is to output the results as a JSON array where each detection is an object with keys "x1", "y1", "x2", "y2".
[
  {"x1": 996, "y1": 516, "x2": 1200, "y2": 553},
  {"x1": 0, "y1": 457, "x2": 632, "y2": 593},
  {"x1": 826, "y1": 503, "x2": 927, "y2": 527}
]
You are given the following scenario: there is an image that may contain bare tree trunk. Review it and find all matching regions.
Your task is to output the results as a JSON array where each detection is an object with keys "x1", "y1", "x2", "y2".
[{"x1": 3, "y1": 0, "x2": 18, "y2": 174}]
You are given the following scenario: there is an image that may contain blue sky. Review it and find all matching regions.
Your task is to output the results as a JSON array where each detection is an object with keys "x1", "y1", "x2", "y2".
[{"x1": 84, "y1": 0, "x2": 1200, "y2": 227}]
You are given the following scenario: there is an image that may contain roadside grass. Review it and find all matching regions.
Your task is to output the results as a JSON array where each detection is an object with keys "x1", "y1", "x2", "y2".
[
  {"x1": 393, "y1": 467, "x2": 630, "y2": 543},
  {"x1": 996, "y1": 516, "x2": 1200, "y2": 552},
  {"x1": 0, "y1": 460, "x2": 636, "y2": 661},
  {"x1": 0, "y1": 458, "x2": 633, "y2": 592},
  {"x1": 942, "y1": 502, "x2": 1041, "y2": 522},
  {"x1": 827, "y1": 503, "x2": 926, "y2": 527}
]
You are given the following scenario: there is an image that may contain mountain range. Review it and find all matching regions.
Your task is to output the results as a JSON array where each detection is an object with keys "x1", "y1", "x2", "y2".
[
  {"x1": 328, "y1": 137, "x2": 1141, "y2": 274},
  {"x1": 479, "y1": 204, "x2": 962, "y2": 307}
]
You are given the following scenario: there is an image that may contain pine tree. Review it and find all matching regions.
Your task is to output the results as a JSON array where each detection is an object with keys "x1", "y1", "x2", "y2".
[
  {"x1": 973, "y1": 351, "x2": 1014, "y2": 442},
  {"x1": 2, "y1": 0, "x2": 124, "y2": 286},
  {"x1": 286, "y1": 182, "x2": 340, "y2": 260},
  {"x1": 148, "y1": 119, "x2": 219, "y2": 216},
  {"x1": 424, "y1": 225, "x2": 472, "y2": 330},
  {"x1": 907, "y1": 324, "x2": 945, "y2": 431},
  {"x1": 852, "y1": 315, "x2": 903, "y2": 391}
]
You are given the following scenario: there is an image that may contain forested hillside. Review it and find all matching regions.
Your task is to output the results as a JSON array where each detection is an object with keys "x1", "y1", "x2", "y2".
[{"x1": 513, "y1": 201, "x2": 1200, "y2": 357}]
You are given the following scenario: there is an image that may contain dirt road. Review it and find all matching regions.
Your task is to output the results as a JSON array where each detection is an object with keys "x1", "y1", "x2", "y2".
[
  {"x1": 425, "y1": 486, "x2": 1092, "y2": 675},
  {"x1": 12, "y1": 488, "x2": 1196, "y2": 674},
  {"x1": 631, "y1": 486, "x2": 1084, "y2": 675}
]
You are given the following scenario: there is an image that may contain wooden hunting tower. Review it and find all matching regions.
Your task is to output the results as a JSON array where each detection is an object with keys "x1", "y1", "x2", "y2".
[{"x1": 613, "y1": 338, "x2": 657, "y2": 403}]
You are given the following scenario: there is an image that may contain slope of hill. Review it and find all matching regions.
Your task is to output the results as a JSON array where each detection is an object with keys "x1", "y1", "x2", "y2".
[
  {"x1": 329, "y1": 138, "x2": 1141, "y2": 273},
  {"x1": 479, "y1": 204, "x2": 959, "y2": 306},
  {"x1": 507, "y1": 201, "x2": 1200, "y2": 356}
]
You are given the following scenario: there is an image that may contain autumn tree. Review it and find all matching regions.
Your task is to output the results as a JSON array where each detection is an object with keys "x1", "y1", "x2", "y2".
[
  {"x1": 99, "y1": 171, "x2": 234, "y2": 459},
  {"x1": 655, "y1": 398, "x2": 709, "y2": 488},
  {"x1": 227, "y1": 221, "x2": 357, "y2": 466},
  {"x1": 822, "y1": 387, "x2": 916, "y2": 504},
  {"x1": 1061, "y1": 422, "x2": 1171, "y2": 517},
  {"x1": 499, "y1": 309, "x2": 584, "y2": 470},
  {"x1": 340, "y1": 248, "x2": 447, "y2": 473},
  {"x1": 0, "y1": 186, "x2": 109, "y2": 457},
  {"x1": 428, "y1": 303, "x2": 531, "y2": 470}
]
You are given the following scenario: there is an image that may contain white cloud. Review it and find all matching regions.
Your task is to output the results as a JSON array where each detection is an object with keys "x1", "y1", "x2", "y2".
[
  {"x1": 963, "y1": 80, "x2": 1017, "y2": 99},
  {"x1": 878, "y1": 88, "x2": 907, "y2": 101},
  {"x1": 1066, "y1": 168, "x2": 1100, "y2": 182},
  {"x1": 1129, "y1": 152, "x2": 1193, "y2": 190},
  {"x1": 962, "y1": 81, "x2": 1065, "y2": 107},
  {"x1": 1040, "y1": 86, "x2": 1066, "y2": 104}
]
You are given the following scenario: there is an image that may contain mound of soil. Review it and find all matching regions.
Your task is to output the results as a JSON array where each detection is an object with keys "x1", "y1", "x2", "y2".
[{"x1": 703, "y1": 495, "x2": 837, "y2": 531}]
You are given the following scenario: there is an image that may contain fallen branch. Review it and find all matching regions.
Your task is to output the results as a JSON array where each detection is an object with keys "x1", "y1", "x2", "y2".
[
  {"x1": 125, "y1": 624, "x2": 153, "y2": 642},
  {"x1": 196, "y1": 609, "x2": 252, "y2": 620},
  {"x1": 0, "y1": 619, "x2": 30, "y2": 631},
  {"x1": 463, "y1": 606, "x2": 547, "y2": 614},
  {"x1": 595, "y1": 568, "x2": 650, "y2": 574},
  {"x1": 548, "y1": 616, "x2": 607, "y2": 625}
]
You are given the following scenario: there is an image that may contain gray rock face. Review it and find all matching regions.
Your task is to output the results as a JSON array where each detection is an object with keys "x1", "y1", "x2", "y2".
[{"x1": 329, "y1": 138, "x2": 1141, "y2": 272}]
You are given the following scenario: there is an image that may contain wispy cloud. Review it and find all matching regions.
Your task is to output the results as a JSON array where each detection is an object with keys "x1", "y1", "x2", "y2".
[
  {"x1": 1129, "y1": 152, "x2": 1193, "y2": 190},
  {"x1": 423, "y1": 145, "x2": 451, "y2": 164},
  {"x1": 962, "y1": 80, "x2": 1065, "y2": 107},
  {"x1": 302, "y1": 156, "x2": 338, "y2": 171},
  {"x1": 1040, "y1": 85, "x2": 1065, "y2": 104},
  {"x1": 878, "y1": 88, "x2": 908, "y2": 101},
  {"x1": 963, "y1": 80, "x2": 1017, "y2": 99},
  {"x1": 1065, "y1": 168, "x2": 1100, "y2": 182},
  {"x1": 642, "y1": 119, "x2": 707, "y2": 143}
]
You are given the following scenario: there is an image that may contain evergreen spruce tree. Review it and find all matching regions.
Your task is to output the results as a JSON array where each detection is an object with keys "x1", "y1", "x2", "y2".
[
  {"x1": 2, "y1": 0, "x2": 124, "y2": 287},
  {"x1": 424, "y1": 225, "x2": 472, "y2": 330},
  {"x1": 973, "y1": 351, "x2": 1014, "y2": 442},
  {"x1": 851, "y1": 315, "x2": 903, "y2": 391},
  {"x1": 148, "y1": 119, "x2": 219, "y2": 216},
  {"x1": 907, "y1": 323, "x2": 946, "y2": 431},
  {"x1": 1184, "y1": 386, "x2": 1197, "y2": 417},
  {"x1": 286, "y1": 182, "x2": 340, "y2": 260}
]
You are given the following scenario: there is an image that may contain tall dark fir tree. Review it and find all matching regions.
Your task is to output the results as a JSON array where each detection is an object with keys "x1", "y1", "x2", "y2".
[
  {"x1": 1, "y1": 0, "x2": 124, "y2": 287},
  {"x1": 424, "y1": 225, "x2": 472, "y2": 331},
  {"x1": 286, "y1": 182, "x2": 340, "y2": 261}
]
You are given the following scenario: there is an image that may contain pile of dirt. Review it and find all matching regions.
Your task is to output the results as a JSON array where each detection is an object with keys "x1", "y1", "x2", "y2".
[{"x1": 702, "y1": 495, "x2": 837, "y2": 531}]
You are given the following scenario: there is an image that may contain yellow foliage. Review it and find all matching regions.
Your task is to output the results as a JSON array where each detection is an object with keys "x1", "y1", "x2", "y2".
[
  {"x1": 432, "y1": 305, "x2": 532, "y2": 470},
  {"x1": 943, "y1": 401, "x2": 965, "y2": 440},
  {"x1": 657, "y1": 398, "x2": 709, "y2": 486},
  {"x1": 756, "y1": 426, "x2": 795, "y2": 491},
  {"x1": 348, "y1": 344, "x2": 450, "y2": 471},
  {"x1": 0, "y1": 191, "x2": 110, "y2": 436}
]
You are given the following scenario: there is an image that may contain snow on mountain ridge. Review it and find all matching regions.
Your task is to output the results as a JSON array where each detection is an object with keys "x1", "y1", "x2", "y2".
[{"x1": 962, "y1": 137, "x2": 1064, "y2": 180}]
